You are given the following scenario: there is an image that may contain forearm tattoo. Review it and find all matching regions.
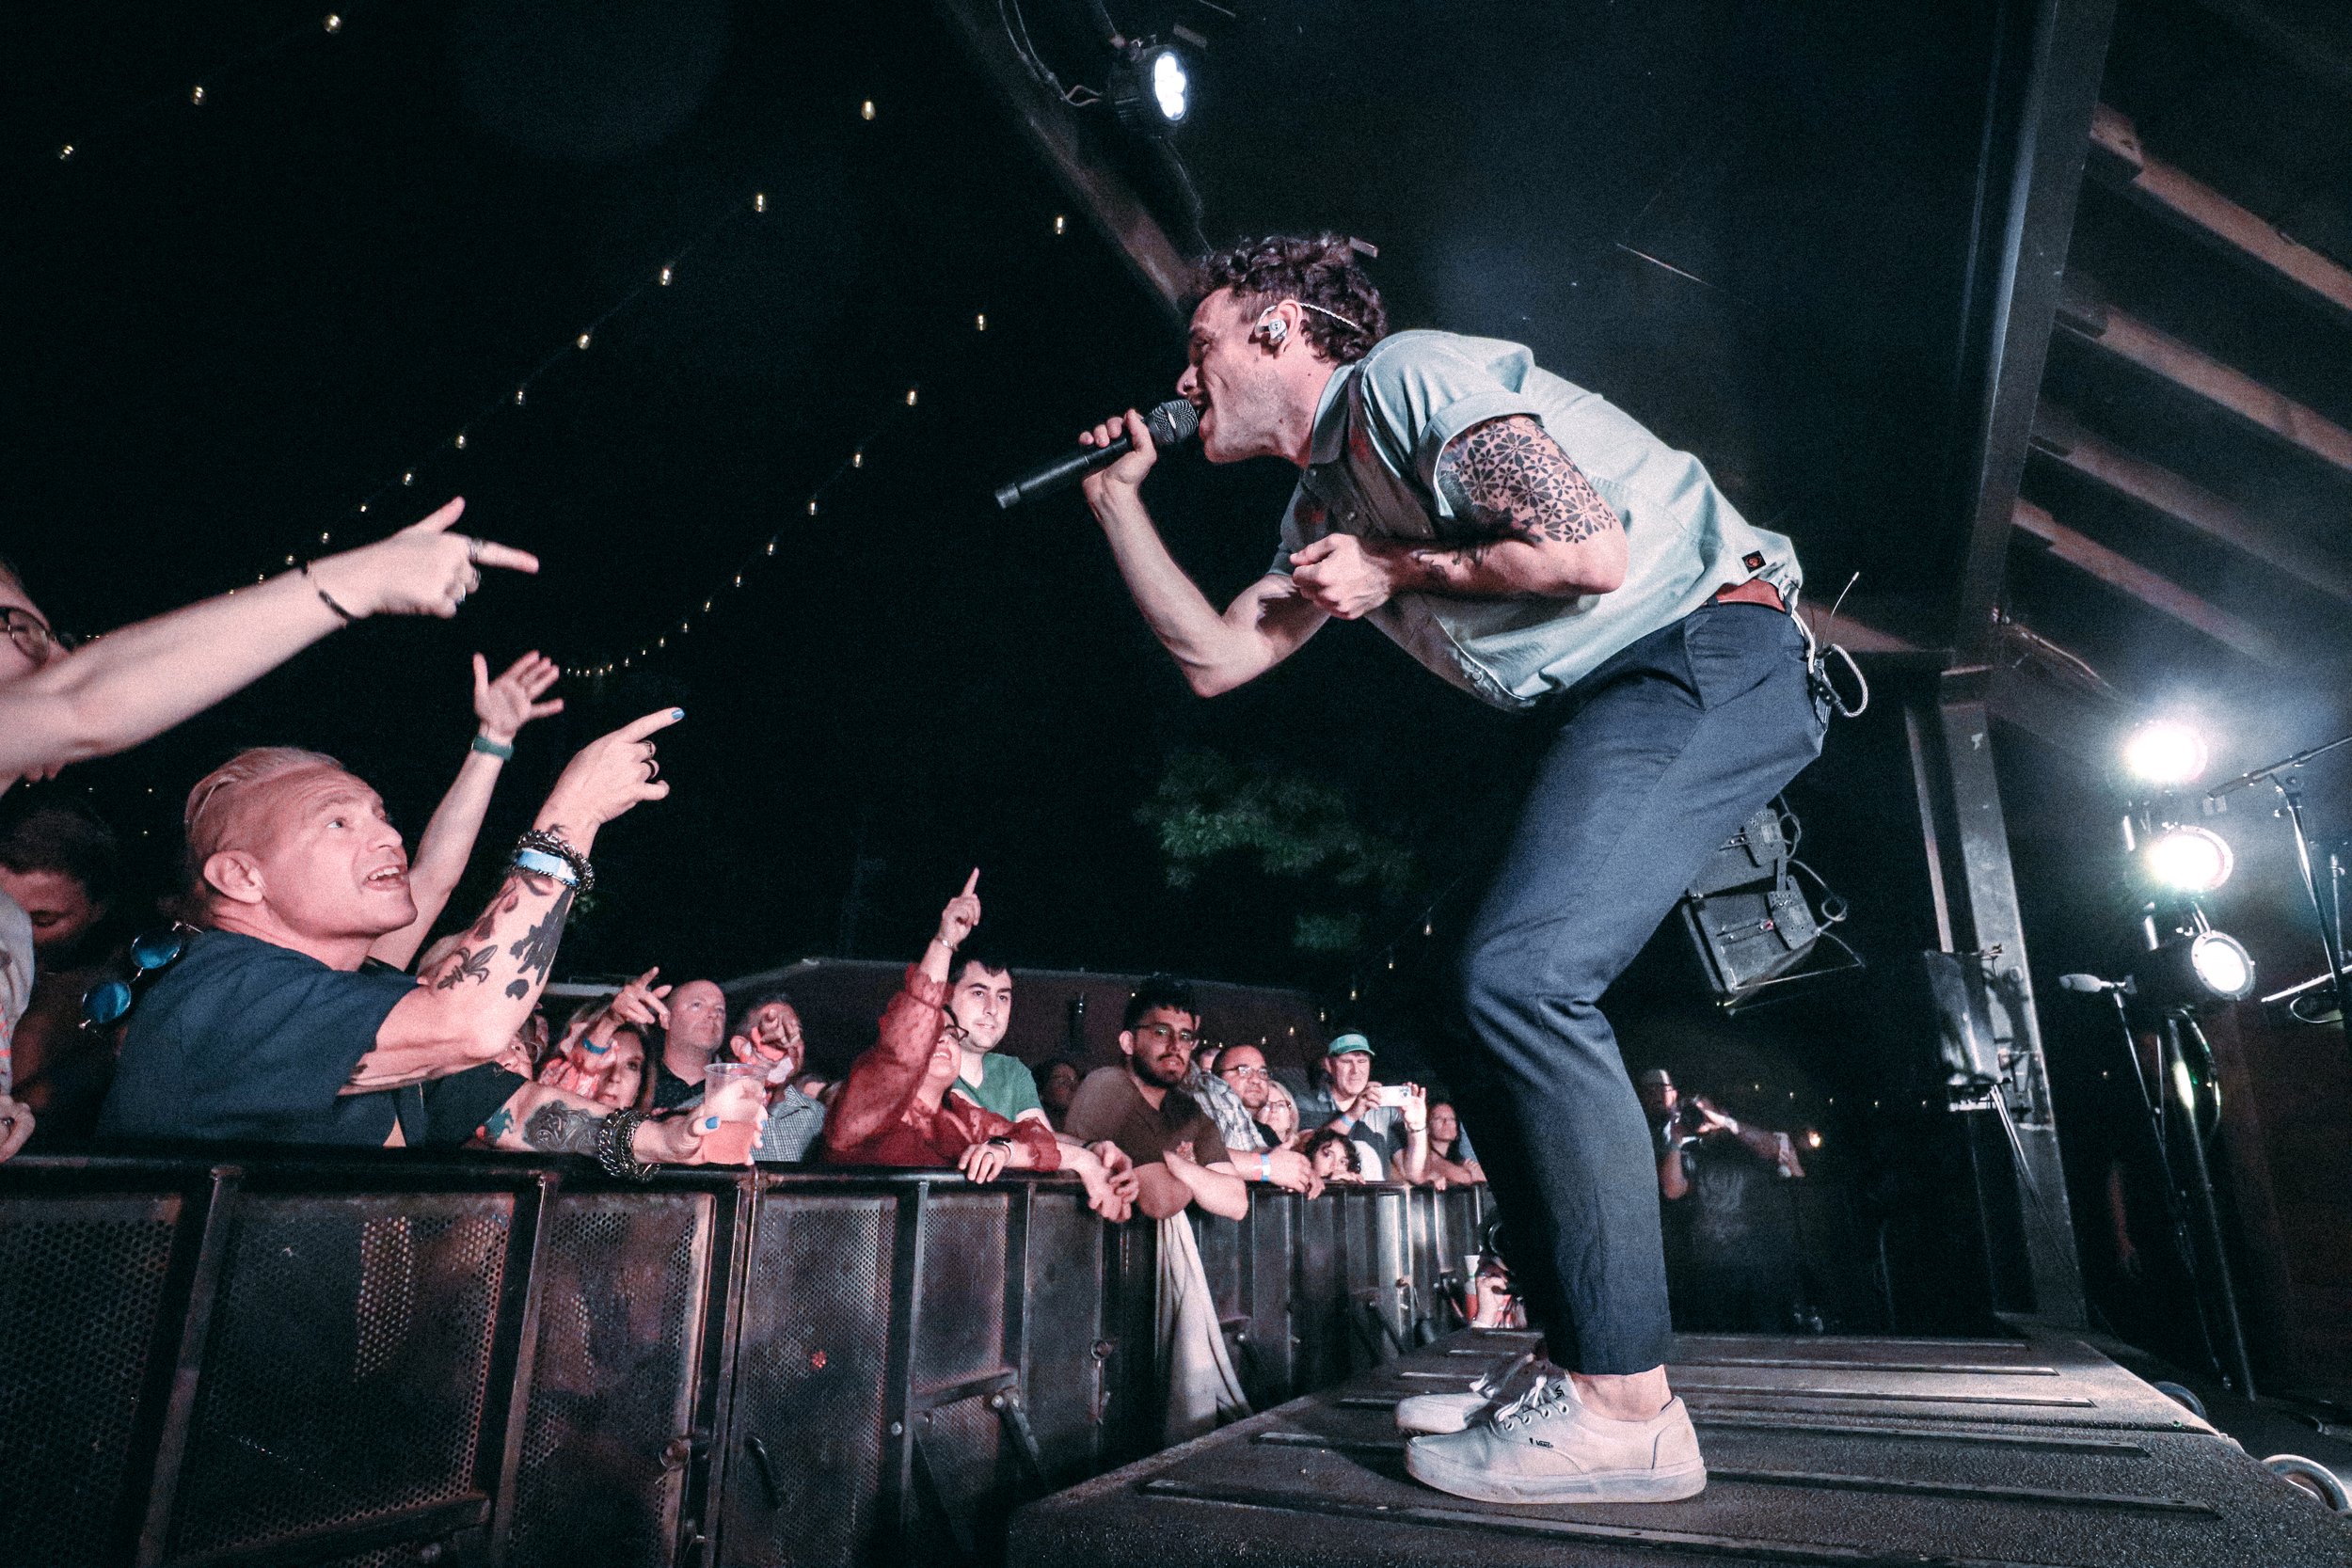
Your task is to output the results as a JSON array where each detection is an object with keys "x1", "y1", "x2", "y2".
[
  {"x1": 522, "y1": 1099, "x2": 604, "y2": 1156},
  {"x1": 503, "y1": 880, "x2": 573, "y2": 1000},
  {"x1": 1431, "y1": 415, "x2": 1620, "y2": 553},
  {"x1": 432, "y1": 945, "x2": 493, "y2": 990}
]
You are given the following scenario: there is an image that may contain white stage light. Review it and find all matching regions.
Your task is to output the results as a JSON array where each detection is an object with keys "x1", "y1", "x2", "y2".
[
  {"x1": 2145, "y1": 825, "x2": 2233, "y2": 894},
  {"x1": 2122, "y1": 721, "x2": 2209, "y2": 786}
]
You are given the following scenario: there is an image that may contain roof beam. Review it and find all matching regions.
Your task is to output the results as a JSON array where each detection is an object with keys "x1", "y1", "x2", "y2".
[
  {"x1": 2029, "y1": 403, "x2": 2352, "y2": 606},
  {"x1": 2056, "y1": 273, "x2": 2352, "y2": 477},
  {"x1": 931, "y1": 0, "x2": 1189, "y2": 315},
  {"x1": 2010, "y1": 497, "x2": 2283, "y2": 664},
  {"x1": 2087, "y1": 103, "x2": 2352, "y2": 326},
  {"x1": 1942, "y1": 0, "x2": 2120, "y2": 665}
]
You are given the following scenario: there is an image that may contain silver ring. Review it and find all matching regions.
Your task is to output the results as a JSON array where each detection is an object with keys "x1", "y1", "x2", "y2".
[
  {"x1": 644, "y1": 758, "x2": 660, "y2": 781},
  {"x1": 466, "y1": 536, "x2": 484, "y2": 564}
]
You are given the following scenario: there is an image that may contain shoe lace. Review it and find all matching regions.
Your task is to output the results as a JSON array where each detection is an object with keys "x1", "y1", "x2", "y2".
[
  {"x1": 1494, "y1": 1374, "x2": 1575, "y2": 1431},
  {"x1": 1471, "y1": 1350, "x2": 1534, "y2": 1399}
]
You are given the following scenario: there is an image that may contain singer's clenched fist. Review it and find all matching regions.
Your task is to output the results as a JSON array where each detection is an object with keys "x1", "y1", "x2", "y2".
[
  {"x1": 1289, "y1": 532, "x2": 1400, "y2": 620},
  {"x1": 1079, "y1": 408, "x2": 1158, "y2": 512}
]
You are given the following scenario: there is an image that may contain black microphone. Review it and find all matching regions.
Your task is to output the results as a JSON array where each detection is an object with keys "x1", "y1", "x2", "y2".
[{"x1": 994, "y1": 399, "x2": 1200, "y2": 511}]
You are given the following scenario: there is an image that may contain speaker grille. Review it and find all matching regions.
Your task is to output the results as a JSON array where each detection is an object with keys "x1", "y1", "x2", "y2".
[
  {"x1": 508, "y1": 1191, "x2": 710, "y2": 1568},
  {"x1": 168, "y1": 1194, "x2": 510, "y2": 1559},
  {"x1": 0, "y1": 1195, "x2": 183, "y2": 1568}
]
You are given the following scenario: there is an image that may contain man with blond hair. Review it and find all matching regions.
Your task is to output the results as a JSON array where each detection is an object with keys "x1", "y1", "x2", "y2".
[{"x1": 98, "y1": 709, "x2": 752, "y2": 1170}]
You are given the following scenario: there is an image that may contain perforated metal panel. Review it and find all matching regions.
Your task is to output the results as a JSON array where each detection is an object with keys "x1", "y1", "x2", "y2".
[
  {"x1": 721, "y1": 1193, "x2": 895, "y2": 1568},
  {"x1": 1292, "y1": 1194, "x2": 1344, "y2": 1389},
  {"x1": 1241, "y1": 1192, "x2": 1298, "y2": 1402},
  {"x1": 0, "y1": 1194, "x2": 183, "y2": 1568},
  {"x1": 307, "y1": 1540, "x2": 463, "y2": 1568},
  {"x1": 507, "y1": 1191, "x2": 712, "y2": 1568},
  {"x1": 908, "y1": 1394, "x2": 1003, "y2": 1565},
  {"x1": 1020, "y1": 1188, "x2": 1105, "y2": 1485},
  {"x1": 168, "y1": 1194, "x2": 512, "y2": 1559},
  {"x1": 914, "y1": 1191, "x2": 1008, "y2": 1391}
]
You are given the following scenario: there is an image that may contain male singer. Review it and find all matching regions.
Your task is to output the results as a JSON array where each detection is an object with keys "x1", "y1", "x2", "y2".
[{"x1": 1077, "y1": 234, "x2": 1826, "y2": 1504}]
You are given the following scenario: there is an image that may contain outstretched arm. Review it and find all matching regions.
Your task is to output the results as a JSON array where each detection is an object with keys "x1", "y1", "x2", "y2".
[
  {"x1": 355, "y1": 709, "x2": 680, "y2": 1085},
  {"x1": 1080, "y1": 408, "x2": 1327, "y2": 698},
  {"x1": 372, "y1": 652, "x2": 565, "y2": 969},
  {"x1": 0, "y1": 499, "x2": 536, "y2": 785},
  {"x1": 474, "y1": 1079, "x2": 743, "y2": 1164},
  {"x1": 1287, "y1": 416, "x2": 1628, "y2": 618}
]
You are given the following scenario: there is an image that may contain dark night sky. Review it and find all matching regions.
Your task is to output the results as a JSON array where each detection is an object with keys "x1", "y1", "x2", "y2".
[{"x1": 9, "y1": 0, "x2": 2351, "y2": 1064}]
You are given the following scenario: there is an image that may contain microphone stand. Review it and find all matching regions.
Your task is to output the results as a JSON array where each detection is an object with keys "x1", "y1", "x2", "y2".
[{"x1": 2208, "y1": 732, "x2": 2352, "y2": 1070}]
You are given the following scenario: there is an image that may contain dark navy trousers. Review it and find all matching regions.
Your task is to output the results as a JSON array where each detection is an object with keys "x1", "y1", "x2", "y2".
[{"x1": 1436, "y1": 603, "x2": 1827, "y2": 1374}]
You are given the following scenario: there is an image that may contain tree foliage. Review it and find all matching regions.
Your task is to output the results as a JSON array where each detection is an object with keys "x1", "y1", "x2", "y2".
[{"x1": 1136, "y1": 749, "x2": 1417, "y2": 957}]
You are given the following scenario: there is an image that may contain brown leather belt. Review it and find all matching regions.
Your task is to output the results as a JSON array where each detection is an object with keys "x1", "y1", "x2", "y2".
[{"x1": 1711, "y1": 578, "x2": 1786, "y2": 613}]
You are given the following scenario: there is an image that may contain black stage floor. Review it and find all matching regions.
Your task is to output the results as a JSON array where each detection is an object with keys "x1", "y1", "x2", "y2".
[{"x1": 1011, "y1": 1327, "x2": 2352, "y2": 1567}]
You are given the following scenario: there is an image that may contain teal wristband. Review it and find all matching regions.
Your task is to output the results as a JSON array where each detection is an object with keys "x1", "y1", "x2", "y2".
[
  {"x1": 471, "y1": 733, "x2": 515, "y2": 761},
  {"x1": 513, "y1": 847, "x2": 578, "y2": 888}
]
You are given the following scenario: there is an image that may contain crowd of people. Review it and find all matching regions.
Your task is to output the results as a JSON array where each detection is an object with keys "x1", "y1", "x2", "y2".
[{"x1": 0, "y1": 527, "x2": 1491, "y2": 1242}]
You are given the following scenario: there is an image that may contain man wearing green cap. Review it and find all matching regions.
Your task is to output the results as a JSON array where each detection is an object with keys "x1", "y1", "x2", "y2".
[{"x1": 1310, "y1": 1032, "x2": 1429, "y2": 1183}]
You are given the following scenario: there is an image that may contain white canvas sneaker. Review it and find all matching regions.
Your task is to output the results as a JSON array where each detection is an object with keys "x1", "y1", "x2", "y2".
[
  {"x1": 1404, "y1": 1376, "x2": 1708, "y2": 1504},
  {"x1": 1392, "y1": 1351, "x2": 1540, "y2": 1434}
]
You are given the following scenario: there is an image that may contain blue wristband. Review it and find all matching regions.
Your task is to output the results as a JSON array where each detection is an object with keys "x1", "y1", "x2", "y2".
[
  {"x1": 471, "y1": 733, "x2": 516, "y2": 761},
  {"x1": 513, "y1": 847, "x2": 579, "y2": 887}
]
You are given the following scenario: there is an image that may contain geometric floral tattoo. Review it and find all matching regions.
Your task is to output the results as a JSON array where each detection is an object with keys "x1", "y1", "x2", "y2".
[{"x1": 1432, "y1": 415, "x2": 1621, "y2": 550}]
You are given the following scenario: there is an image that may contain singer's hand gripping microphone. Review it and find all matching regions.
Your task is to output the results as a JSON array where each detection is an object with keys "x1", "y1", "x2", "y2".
[{"x1": 994, "y1": 399, "x2": 1200, "y2": 510}]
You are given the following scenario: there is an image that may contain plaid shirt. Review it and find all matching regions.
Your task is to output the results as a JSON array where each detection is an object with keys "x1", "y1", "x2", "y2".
[{"x1": 1185, "y1": 1064, "x2": 1267, "y2": 1155}]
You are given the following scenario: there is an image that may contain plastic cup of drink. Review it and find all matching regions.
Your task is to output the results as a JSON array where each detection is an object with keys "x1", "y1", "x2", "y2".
[{"x1": 700, "y1": 1063, "x2": 766, "y2": 1163}]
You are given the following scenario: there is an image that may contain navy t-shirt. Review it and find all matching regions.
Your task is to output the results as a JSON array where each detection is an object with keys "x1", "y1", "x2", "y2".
[{"x1": 98, "y1": 930, "x2": 524, "y2": 1148}]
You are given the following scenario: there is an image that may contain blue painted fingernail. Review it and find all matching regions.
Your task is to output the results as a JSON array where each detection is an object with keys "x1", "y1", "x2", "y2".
[
  {"x1": 704, "y1": 1116, "x2": 720, "y2": 1131},
  {"x1": 672, "y1": 707, "x2": 685, "y2": 719}
]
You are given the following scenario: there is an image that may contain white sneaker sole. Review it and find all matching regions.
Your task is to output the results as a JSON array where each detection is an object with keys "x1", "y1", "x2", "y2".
[{"x1": 1405, "y1": 1438, "x2": 1708, "y2": 1504}]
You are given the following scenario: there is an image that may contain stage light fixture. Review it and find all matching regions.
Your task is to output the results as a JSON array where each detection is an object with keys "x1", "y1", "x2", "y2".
[
  {"x1": 2122, "y1": 720, "x2": 2208, "y2": 786},
  {"x1": 2134, "y1": 929, "x2": 2257, "y2": 1010},
  {"x1": 2143, "y1": 825, "x2": 2234, "y2": 894},
  {"x1": 1111, "y1": 41, "x2": 1192, "y2": 134}
]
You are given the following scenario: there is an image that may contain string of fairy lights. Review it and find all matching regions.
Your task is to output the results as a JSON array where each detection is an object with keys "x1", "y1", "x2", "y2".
[{"x1": 46, "y1": 8, "x2": 373, "y2": 166}]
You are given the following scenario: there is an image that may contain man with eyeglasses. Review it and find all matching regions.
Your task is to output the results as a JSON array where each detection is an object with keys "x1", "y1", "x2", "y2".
[
  {"x1": 1064, "y1": 976, "x2": 1248, "y2": 1219},
  {"x1": 0, "y1": 502, "x2": 537, "y2": 1163},
  {"x1": 1196, "y1": 1040, "x2": 1323, "y2": 1195}
]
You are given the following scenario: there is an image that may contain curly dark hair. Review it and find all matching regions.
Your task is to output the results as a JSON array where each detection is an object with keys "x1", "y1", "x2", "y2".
[
  {"x1": 1122, "y1": 972, "x2": 1200, "y2": 1033},
  {"x1": 1188, "y1": 234, "x2": 1387, "y2": 363}
]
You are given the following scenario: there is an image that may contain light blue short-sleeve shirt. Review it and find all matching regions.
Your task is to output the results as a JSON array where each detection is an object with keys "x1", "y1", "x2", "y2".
[{"x1": 1272, "y1": 330, "x2": 1802, "y2": 709}]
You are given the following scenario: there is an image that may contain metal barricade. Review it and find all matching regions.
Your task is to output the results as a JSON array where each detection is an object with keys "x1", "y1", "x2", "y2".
[{"x1": 0, "y1": 1154, "x2": 1488, "y2": 1568}]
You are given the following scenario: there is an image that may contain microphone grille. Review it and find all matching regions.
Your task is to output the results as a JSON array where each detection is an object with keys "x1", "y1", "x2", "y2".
[
  {"x1": 1147, "y1": 398, "x2": 1200, "y2": 447},
  {"x1": 2056, "y1": 974, "x2": 2104, "y2": 992}
]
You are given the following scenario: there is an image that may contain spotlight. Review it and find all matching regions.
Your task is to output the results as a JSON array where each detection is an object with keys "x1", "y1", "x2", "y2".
[
  {"x1": 2144, "y1": 825, "x2": 2234, "y2": 894},
  {"x1": 2134, "y1": 929, "x2": 2257, "y2": 1009},
  {"x1": 1111, "y1": 41, "x2": 1191, "y2": 133},
  {"x1": 2122, "y1": 721, "x2": 2209, "y2": 786}
]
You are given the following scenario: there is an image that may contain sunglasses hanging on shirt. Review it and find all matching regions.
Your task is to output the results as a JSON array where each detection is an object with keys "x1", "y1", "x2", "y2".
[{"x1": 81, "y1": 924, "x2": 199, "y2": 1031}]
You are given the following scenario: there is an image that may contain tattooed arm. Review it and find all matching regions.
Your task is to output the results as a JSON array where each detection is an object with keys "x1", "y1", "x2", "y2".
[
  {"x1": 1287, "y1": 416, "x2": 1629, "y2": 618},
  {"x1": 473, "y1": 1080, "x2": 739, "y2": 1164},
  {"x1": 347, "y1": 708, "x2": 683, "y2": 1089}
]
